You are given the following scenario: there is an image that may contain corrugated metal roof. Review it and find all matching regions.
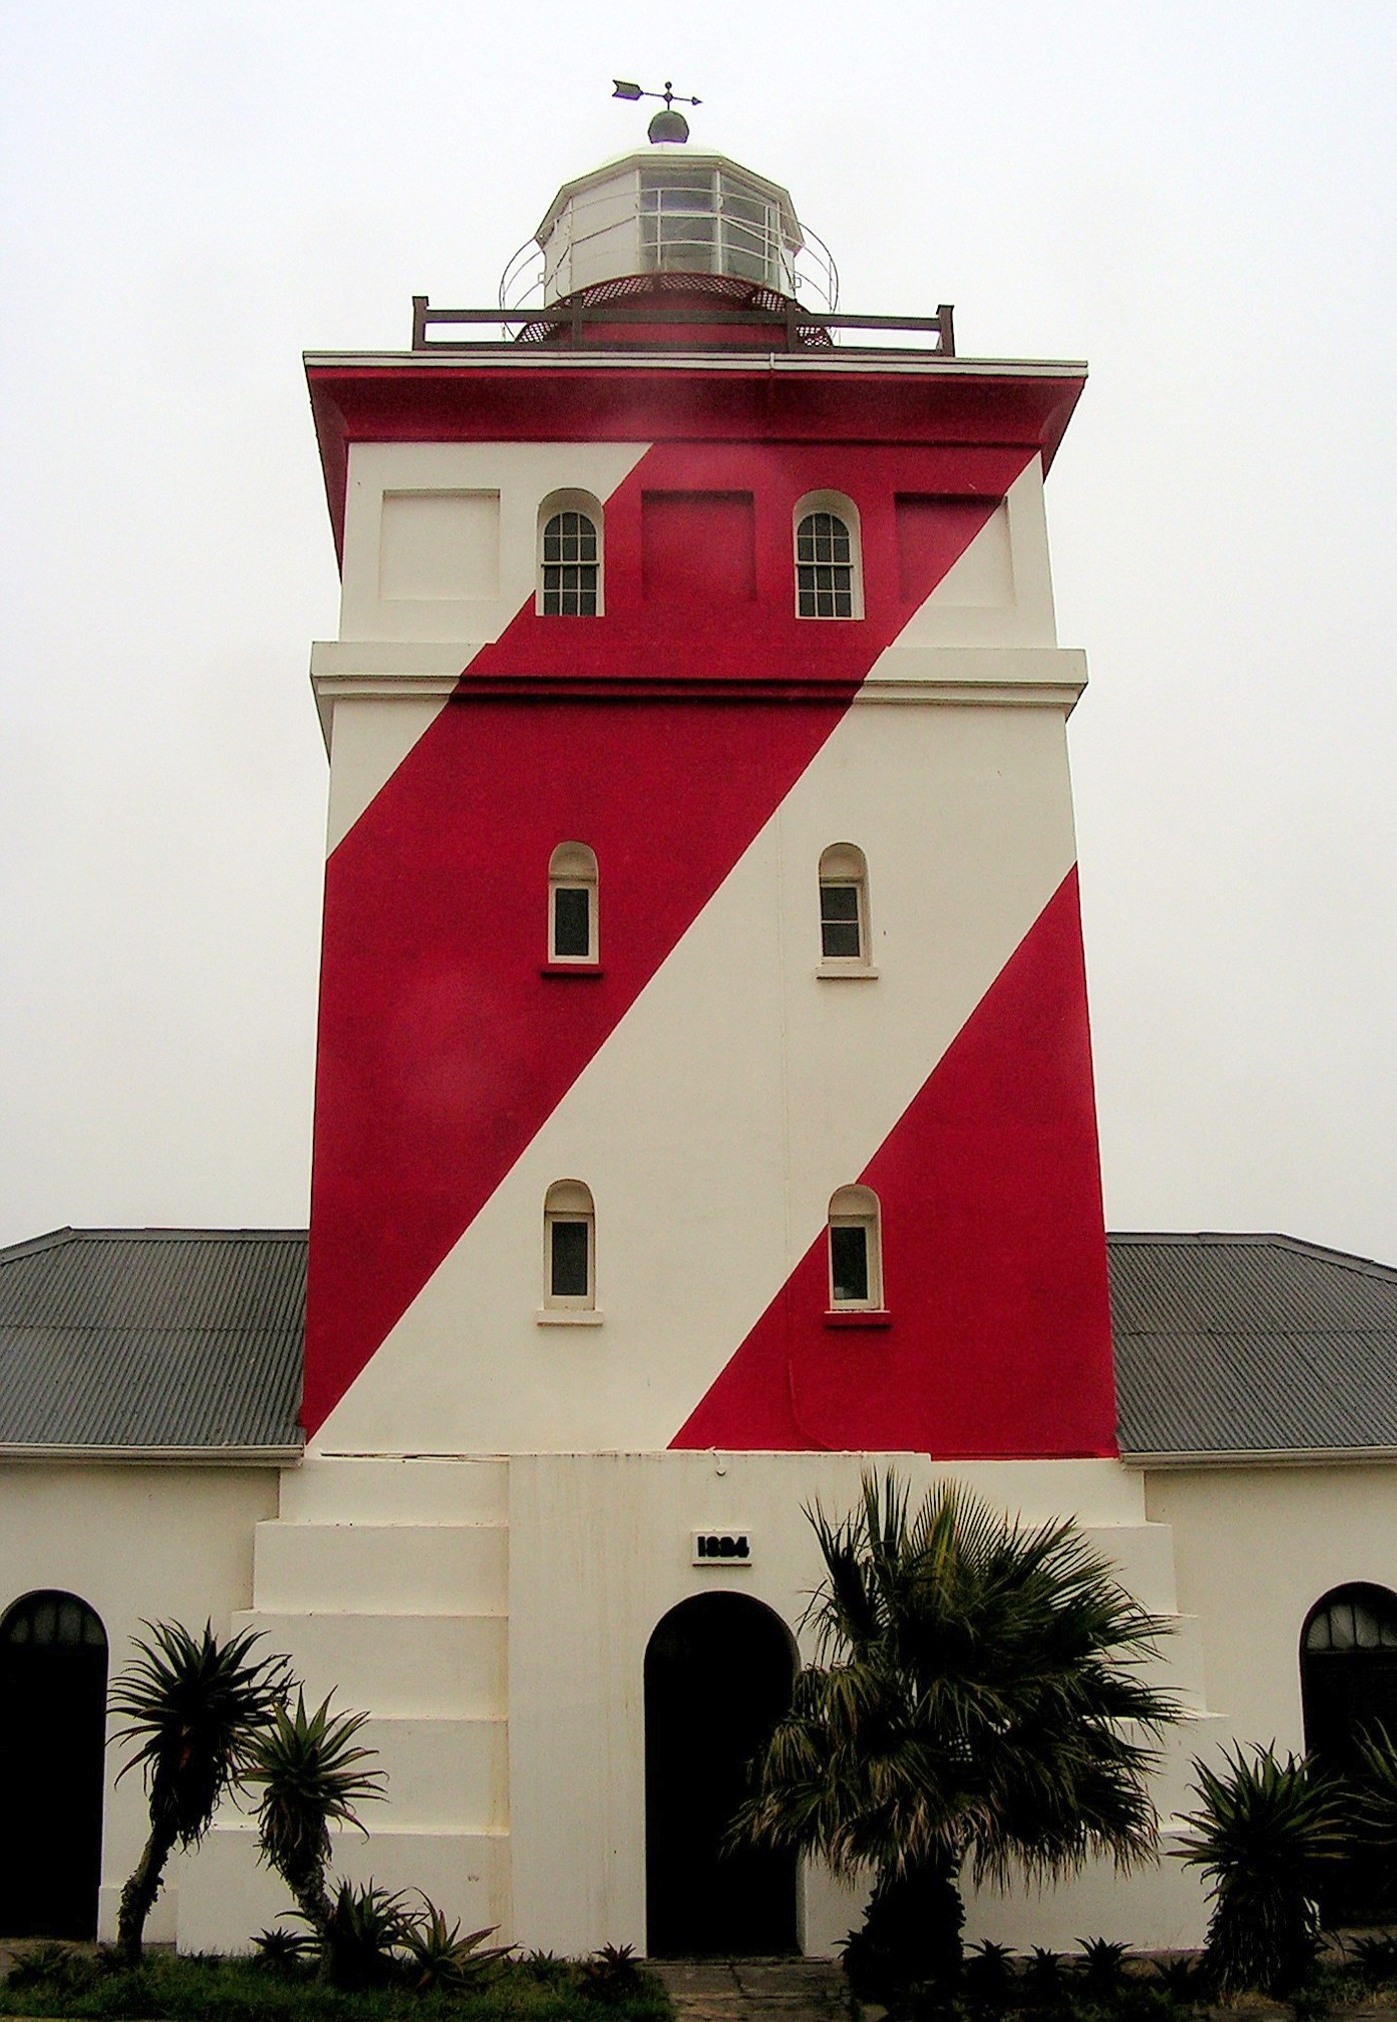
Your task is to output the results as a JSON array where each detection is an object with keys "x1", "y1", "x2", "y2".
[
  {"x1": 0, "y1": 1229, "x2": 305, "y2": 1455},
  {"x1": 4, "y1": 1225, "x2": 1395, "y2": 1465},
  {"x1": 1110, "y1": 1232, "x2": 1397, "y2": 1462}
]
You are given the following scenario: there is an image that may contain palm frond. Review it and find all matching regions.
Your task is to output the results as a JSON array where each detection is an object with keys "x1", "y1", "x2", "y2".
[{"x1": 739, "y1": 1469, "x2": 1181, "y2": 1906}]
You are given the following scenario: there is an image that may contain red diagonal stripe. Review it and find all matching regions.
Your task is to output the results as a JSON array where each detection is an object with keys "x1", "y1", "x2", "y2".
[
  {"x1": 670, "y1": 869, "x2": 1117, "y2": 1458},
  {"x1": 304, "y1": 442, "x2": 1032, "y2": 1434}
]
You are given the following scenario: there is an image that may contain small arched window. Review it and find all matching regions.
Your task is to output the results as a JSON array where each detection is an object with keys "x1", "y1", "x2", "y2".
[
  {"x1": 2, "y1": 1591, "x2": 106, "y2": 1650},
  {"x1": 539, "y1": 492, "x2": 602, "y2": 616},
  {"x1": 794, "y1": 493, "x2": 862, "y2": 619},
  {"x1": 828, "y1": 1185, "x2": 882, "y2": 1310},
  {"x1": 548, "y1": 842, "x2": 598, "y2": 965},
  {"x1": 818, "y1": 843, "x2": 870, "y2": 968},
  {"x1": 544, "y1": 1179, "x2": 595, "y2": 1310},
  {"x1": 1304, "y1": 1586, "x2": 1397, "y2": 1655}
]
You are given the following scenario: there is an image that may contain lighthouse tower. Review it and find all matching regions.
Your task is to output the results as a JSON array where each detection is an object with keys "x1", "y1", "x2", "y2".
[{"x1": 183, "y1": 119, "x2": 1224, "y2": 1957}]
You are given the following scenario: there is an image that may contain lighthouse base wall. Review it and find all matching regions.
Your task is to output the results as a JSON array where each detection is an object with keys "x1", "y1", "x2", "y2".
[
  {"x1": 175, "y1": 1450, "x2": 1230, "y2": 1958},
  {"x1": 22, "y1": 1450, "x2": 1391, "y2": 1956},
  {"x1": 505, "y1": 1451, "x2": 1221, "y2": 1957}
]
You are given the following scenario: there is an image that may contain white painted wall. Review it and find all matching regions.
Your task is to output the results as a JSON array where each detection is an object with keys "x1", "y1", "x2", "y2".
[
  {"x1": 506, "y1": 1451, "x2": 1217, "y2": 1957},
  {"x1": 337, "y1": 442, "x2": 647, "y2": 647},
  {"x1": 0, "y1": 1462, "x2": 278, "y2": 1942},
  {"x1": 1146, "y1": 1463, "x2": 1397, "y2": 1752},
  {"x1": 314, "y1": 443, "x2": 1078, "y2": 851},
  {"x1": 313, "y1": 695, "x2": 1079, "y2": 1458}
]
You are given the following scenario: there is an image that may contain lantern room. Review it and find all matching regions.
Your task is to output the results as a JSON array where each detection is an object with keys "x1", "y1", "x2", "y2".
[{"x1": 502, "y1": 151, "x2": 837, "y2": 311}]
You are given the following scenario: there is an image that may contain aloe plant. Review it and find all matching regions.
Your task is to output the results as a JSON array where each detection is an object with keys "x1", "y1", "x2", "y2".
[
  {"x1": 239, "y1": 1688, "x2": 385, "y2": 1942},
  {"x1": 110, "y1": 1620, "x2": 289, "y2": 1963},
  {"x1": 1177, "y1": 1745, "x2": 1347, "y2": 1994},
  {"x1": 400, "y1": 1898, "x2": 513, "y2": 1993}
]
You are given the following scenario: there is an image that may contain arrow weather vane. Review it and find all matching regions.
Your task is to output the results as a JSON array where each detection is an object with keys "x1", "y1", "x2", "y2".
[
  {"x1": 612, "y1": 79, "x2": 702, "y2": 111},
  {"x1": 613, "y1": 77, "x2": 701, "y2": 144}
]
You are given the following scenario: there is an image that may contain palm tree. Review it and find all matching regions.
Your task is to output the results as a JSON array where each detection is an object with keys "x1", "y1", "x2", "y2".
[
  {"x1": 240, "y1": 1688, "x2": 385, "y2": 1944},
  {"x1": 734, "y1": 1473, "x2": 1181, "y2": 1993},
  {"x1": 110, "y1": 1620, "x2": 289, "y2": 1963}
]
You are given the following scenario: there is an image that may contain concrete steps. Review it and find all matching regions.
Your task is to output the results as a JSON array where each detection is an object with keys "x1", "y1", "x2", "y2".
[{"x1": 180, "y1": 1456, "x2": 512, "y2": 1953}]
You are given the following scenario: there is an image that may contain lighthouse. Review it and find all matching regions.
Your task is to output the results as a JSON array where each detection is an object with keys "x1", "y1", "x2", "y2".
[{"x1": 178, "y1": 110, "x2": 1224, "y2": 1957}]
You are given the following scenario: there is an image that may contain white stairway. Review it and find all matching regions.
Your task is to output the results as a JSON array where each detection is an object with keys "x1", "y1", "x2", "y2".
[
  {"x1": 956, "y1": 1489, "x2": 1235, "y2": 1953},
  {"x1": 178, "y1": 1456, "x2": 511, "y2": 1954}
]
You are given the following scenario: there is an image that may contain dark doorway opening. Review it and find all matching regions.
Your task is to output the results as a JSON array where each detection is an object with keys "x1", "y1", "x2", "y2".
[
  {"x1": 1301, "y1": 1583, "x2": 1397, "y2": 1925},
  {"x1": 645, "y1": 1590, "x2": 798, "y2": 1958},
  {"x1": 0, "y1": 1591, "x2": 108, "y2": 1938}
]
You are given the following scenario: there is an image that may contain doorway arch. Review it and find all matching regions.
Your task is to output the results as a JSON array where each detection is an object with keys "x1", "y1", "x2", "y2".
[
  {"x1": 644, "y1": 1590, "x2": 798, "y2": 1958},
  {"x1": 1301, "y1": 1583, "x2": 1397, "y2": 1923},
  {"x1": 0, "y1": 1591, "x2": 108, "y2": 1938}
]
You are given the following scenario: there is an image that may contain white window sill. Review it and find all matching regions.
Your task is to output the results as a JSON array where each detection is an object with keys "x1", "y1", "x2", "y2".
[
  {"x1": 535, "y1": 1308, "x2": 604, "y2": 1326},
  {"x1": 816, "y1": 963, "x2": 879, "y2": 980}
]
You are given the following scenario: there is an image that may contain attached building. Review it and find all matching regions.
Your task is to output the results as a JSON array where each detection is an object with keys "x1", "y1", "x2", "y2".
[{"x1": 5, "y1": 1226, "x2": 1397, "y2": 1948}]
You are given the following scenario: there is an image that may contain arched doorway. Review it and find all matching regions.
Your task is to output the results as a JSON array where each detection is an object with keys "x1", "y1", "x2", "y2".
[
  {"x1": 644, "y1": 1591, "x2": 798, "y2": 1958},
  {"x1": 0, "y1": 1591, "x2": 109, "y2": 1938},
  {"x1": 1301, "y1": 1583, "x2": 1397, "y2": 1924}
]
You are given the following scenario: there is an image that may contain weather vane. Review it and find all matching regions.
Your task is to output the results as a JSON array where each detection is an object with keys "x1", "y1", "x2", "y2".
[{"x1": 612, "y1": 78, "x2": 701, "y2": 145}]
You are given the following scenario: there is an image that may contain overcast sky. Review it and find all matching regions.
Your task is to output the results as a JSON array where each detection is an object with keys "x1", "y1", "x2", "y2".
[{"x1": 2, "y1": 1, "x2": 1394, "y2": 1263}]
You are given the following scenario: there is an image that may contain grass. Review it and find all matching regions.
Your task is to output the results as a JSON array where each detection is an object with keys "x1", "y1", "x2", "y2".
[{"x1": 0, "y1": 1948, "x2": 673, "y2": 2022}]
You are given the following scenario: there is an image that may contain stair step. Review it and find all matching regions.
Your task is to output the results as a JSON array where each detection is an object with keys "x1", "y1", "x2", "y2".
[
  {"x1": 280, "y1": 1455, "x2": 508, "y2": 1525},
  {"x1": 253, "y1": 1519, "x2": 507, "y2": 1614},
  {"x1": 235, "y1": 1609, "x2": 507, "y2": 1718},
  {"x1": 180, "y1": 1820, "x2": 511, "y2": 1954},
  {"x1": 356, "y1": 1715, "x2": 509, "y2": 1832}
]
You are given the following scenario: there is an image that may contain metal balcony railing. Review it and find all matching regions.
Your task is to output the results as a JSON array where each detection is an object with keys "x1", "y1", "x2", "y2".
[{"x1": 409, "y1": 295, "x2": 956, "y2": 356}]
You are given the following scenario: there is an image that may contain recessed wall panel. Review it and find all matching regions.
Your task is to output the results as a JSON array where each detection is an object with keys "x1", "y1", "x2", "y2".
[{"x1": 379, "y1": 491, "x2": 501, "y2": 602}]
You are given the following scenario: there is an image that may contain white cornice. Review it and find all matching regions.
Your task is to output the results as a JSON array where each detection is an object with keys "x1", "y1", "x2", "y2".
[
  {"x1": 0, "y1": 1444, "x2": 302, "y2": 1467},
  {"x1": 310, "y1": 644, "x2": 1087, "y2": 725},
  {"x1": 305, "y1": 350, "x2": 1087, "y2": 380}
]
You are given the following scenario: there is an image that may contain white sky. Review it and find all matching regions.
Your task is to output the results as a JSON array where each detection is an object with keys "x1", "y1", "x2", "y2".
[{"x1": 2, "y1": 1, "x2": 1395, "y2": 1262}]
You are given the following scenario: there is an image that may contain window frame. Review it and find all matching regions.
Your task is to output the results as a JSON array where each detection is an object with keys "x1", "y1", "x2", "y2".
[
  {"x1": 537, "y1": 491, "x2": 604, "y2": 617},
  {"x1": 541, "y1": 1179, "x2": 598, "y2": 1316},
  {"x1": 639, "y1": 163, "x2": 786, "y2": 291},
  {"x1": 826, "y1": 1185, "x2": 884, "y2": 1314},
  {"x1": 793, "y1": 492, "x2": 863, "y2": 621},
  {"x1": 547, "y1": 842, "x2": 599, "y2": 967},
  {"x1": 817, "y1": 843, "x2": 875, "y2": 977}
]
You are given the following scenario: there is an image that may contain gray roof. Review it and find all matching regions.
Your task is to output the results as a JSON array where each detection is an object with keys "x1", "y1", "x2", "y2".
[
  {"x1": 4, "y1": 1225, "x2": 1396, "y2": 1466},
  {"x1": 0, "y1": 1228, "x2": 305, "y2": 1457},
  {"x1": 1111, "y1": 1232, "x2": 1397, "y2": 1464}
]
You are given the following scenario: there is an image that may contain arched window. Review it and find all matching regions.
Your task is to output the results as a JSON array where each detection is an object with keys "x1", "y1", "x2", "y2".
[
  {"x1": 1301, "y1": 1583, "x2": 1397, "y2": 1922},
  {"x1": 794, "y1": 493, "x2": 862, "y2": 619},
  {"x1": 0, "y1": 1591, "x2": 107, "y2": 1938},
  {"x1": 538, "y1": 492, "x2": 602, "y2": 616},
  {"x1": 827, "y1": 1185, "x2": 882, "y2": 1310},
  {"x1": 1304, "y1": 1587, "x2": 1397, "y2": 1657},
  {"x1": 548, "y1": 842, "x2": 598, "y2": 965},
  {"x1": 544, "y1": 1179, "x2": 595, "y2": 1310},
  {"x1": 818, "y1": 843, "x2": 870, "y2": 968}
]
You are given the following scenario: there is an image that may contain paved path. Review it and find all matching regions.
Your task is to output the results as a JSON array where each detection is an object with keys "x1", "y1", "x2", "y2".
[{"x1": 651, "y1": 1958, "x2": 852, "y2": 2022}]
